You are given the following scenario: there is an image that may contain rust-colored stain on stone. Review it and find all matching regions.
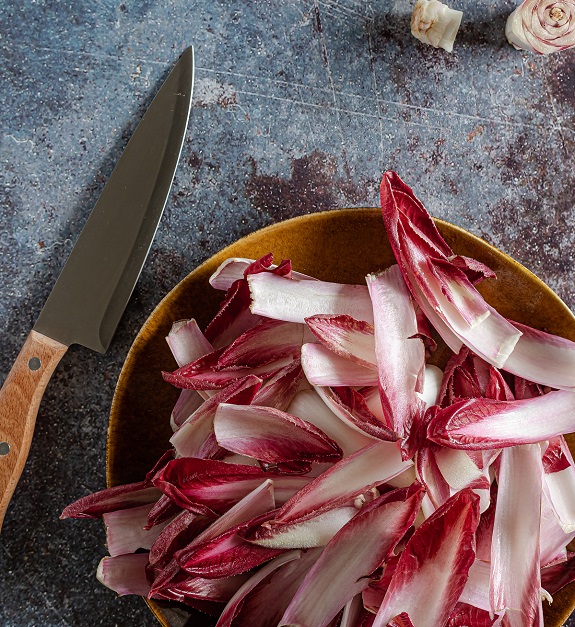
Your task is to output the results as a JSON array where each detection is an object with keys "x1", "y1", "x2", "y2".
[
  {"x1": 245, "y1": 151, "x2": 376, "y2": 220},
  {"x1": 548, "y1": 55, "x2": 575, "y2": 105}
]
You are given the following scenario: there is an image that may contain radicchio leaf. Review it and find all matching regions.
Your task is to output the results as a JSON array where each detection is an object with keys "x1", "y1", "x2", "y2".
[
  {"x1": 61, "y1": 482, "x2": 161, "y2": 520},
  {"x1": 213, "y1": 403, "x2": 343, "y2": 465},
  {"x1": 301, "y1": 343, "x2": 378, "y2": 387},
  {"x1": 428, "y1": 390, "x2": 575, "y2": 450},
  {"x1": 380, "y1": 171, "x2": 521, "y2": 369},
  {"x1": 248, "y1": 273, "x2": 374, "y2": 324},
  {"x1": 305, "y1": 314, "x2": 377, "y2": 370},
  {"x1": 153, "y1": 458, "x2": 310, "y2": 515},
  {"x1": 366, "y1": 265, "x2": 426, "y2": 441},
  {"x1": 373, "y1": 489, "x2": 480, "y2": 627},
  {"x1": 272, "y1": 441, "x2": 413, "y2": 525},
  {"x1": 288, "y1": 389, "x2": 377, "y2": 457},
  {"x1": 279, "y1": 484, "x2": 424, "y2": 627},
  {"x1": 490, "y1": 444, "x2": 543, "y2": 624}
]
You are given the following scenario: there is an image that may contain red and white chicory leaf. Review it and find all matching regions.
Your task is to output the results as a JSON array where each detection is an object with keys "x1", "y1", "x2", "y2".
[
  {"x1": 97, "y1": 553, "x2": 151, "y2": 596},
  {"x1": 380, "y1": 171, "x2": 522, "y2": 369},
  {"x1": 428, "y1": 390, "x2": 575, "y2": 450},
  {"x1": 153, "y1": 458, "x2": 310, "y2": 515},
  {"x1": 287, "y1": 389, "x2": 377, "y2": 457},
  {"x1": 246, "y1": 506, "x2": 358, "y2": 549},
  {"x1": 215, "y1": 550, "x2": 303, "y2": 627},
  {"x1": 170, "y1": 375, "x2": 262, "y2": 459},
  {"x1": 373, "y1": 489, "x2": 480, "y2": 627},
  {"x1": 61, "y1": 482, "x2": 161, "y2": 520},
  {"x1": 104, "y1": 503, "x2": 171, "y2": 557},
  {"x1": 305, "y1": 314, "x2": 377, "y2": 370},
  {"x1": 149, "y1": 510, "x2": 212, "y2": 568},
  {"x1": 273, "y1": 441, "x2": 413, "y2": 525},
  {"x1": 252, "y1": 359, "x2": 304, "y2": 411},
  {"x1": 209, "y1": 257, "x2": 314, "y2": 292},
  {"x1": 205, "y1": 254, "x2": 292, "y2": 349},
  {"x1": 216, "y1": 318, "x2": 314, "y2": 370},
  {"x1": 214, "y1": 403, "x2": 342, "y2": 465},
  {"x1": 366, "y1": 265, "x2": 426, "y2": 440},
  {"x1": 280, "y1": 484, "x2": 424, "y2": 627},
  {"x1": 490, "y1": 444, "x2": 543, "y2": 624},
  {"x1": 175, "y1": 510, "x2": 285, "y2": 579},
  {"x1": 543, "y1": 436, "x2": 575, "y2": 533},
  {"x1": 248, "y1": 273, "x2": 374, "y2": 324},
  {"x1": 220, "y1": 547, "x2": 323, "y2": 627},
  {"x1": 541, "y1": 552, "x2": 575, "y2": 596},
  {"x1": 167, "y1": 318, "x2": 214, "y2": 368},
  {"x1": 301, "y1": 343, "x2": 378, "y2": 387},
  {"x1": 314, "y1": 386, "x2": 396, "y2": 442}
]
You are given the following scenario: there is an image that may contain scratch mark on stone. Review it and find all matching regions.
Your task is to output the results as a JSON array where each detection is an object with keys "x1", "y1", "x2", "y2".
[
  {"x1": 313, "y1": 0, "x2": 352, "y2": 179},
  {"x1": 365, "y1": 5, "x2": 385, "y2": 163},
  {"x1": 5, "y1": 135, "x2": 35, "y2": 147},
  {"x1": 537, "y1": 56, "x2": 568, "y2": 157},
  {"x1": 319, "y1": 0, "x2": 368, "y2": 20},
  {"x1": 198, "y1": 67, "x2": 574, "y2": 134},
  {"x1": 1, "y1": 543, "x2": 71, "y2": 626}
]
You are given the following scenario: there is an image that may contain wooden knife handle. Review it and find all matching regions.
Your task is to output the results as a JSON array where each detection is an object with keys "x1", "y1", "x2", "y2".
[{"x1": 0, "y1": 331, "x2": 67, "y2": 531}]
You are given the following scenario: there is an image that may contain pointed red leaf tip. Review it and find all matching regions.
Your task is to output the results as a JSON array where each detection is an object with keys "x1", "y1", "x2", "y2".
[
  {"x1": 60, "y1": 481, "x2": 161, "y2": 519},
  {"x1": 373, "y1": 488, "x2": 480, "y2": 627},
  {"x1": 214, "y1": 403, "x2": 343, "y2": 464},
  {"x1": 146, "y1": 493, "x2": 181, "y2": 529},
  {"x1": 427, "y1": 390, "x2": 575, "y2": 450},
  {"x1": 380, "y1": 172, "x2": 575, "y2": 390},
  {"x1": 379, "y1": 171, "x2": 523, "y2": 364},
  {"x1": 175, "y1": 510, "x2": 286, "y2": 579},
  {"x1": 149, "y1": 479, "x2": 277, "y2": 596},
  {"x1": 279, "y1": 484, "x2": 424, "y2": 627},
  {"x1": 153, "y1": 458, "x2": 310, "y2": 515},
  {"x1": 386, "y1": 614, "x2": 414, "y2": 627},
  {"x1": 162, "y1": 341, "x2": 293, "y2": 391},
  {"x1": 251, "y1": 359, "x2": 304, "y2": 411},
  {"x1": 216, "y1": 318, "x2": 314, "y2": 370}
]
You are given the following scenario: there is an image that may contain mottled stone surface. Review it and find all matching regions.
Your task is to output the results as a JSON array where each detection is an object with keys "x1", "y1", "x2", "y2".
[{"x1": 1, "y1": 0, "x2": 575, "y2": 625}]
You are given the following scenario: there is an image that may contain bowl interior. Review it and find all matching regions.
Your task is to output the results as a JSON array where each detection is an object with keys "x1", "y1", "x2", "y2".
[{"x1": 107, "y1": 208, "x2": 575, "y2": 627}]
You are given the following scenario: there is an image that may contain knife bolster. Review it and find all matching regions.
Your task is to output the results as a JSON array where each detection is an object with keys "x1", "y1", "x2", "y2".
[{"x1": 0, "y1": 331, "x2": 68, "y2": 531}]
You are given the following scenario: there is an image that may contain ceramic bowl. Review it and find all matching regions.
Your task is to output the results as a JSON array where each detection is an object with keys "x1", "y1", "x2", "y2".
[{"x1": 107, "y1": 208, "x2": 575, "y2": 627}]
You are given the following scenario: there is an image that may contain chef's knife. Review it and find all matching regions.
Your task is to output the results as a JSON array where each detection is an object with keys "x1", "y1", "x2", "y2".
[{"x1": 0, "y1": 46, "x2": 194, "y2": 531}]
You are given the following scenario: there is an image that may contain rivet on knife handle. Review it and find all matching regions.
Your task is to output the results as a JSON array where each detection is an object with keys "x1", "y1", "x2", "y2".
[{"x1": 0, "y1": 331, "x2": 67, "y2": 531}]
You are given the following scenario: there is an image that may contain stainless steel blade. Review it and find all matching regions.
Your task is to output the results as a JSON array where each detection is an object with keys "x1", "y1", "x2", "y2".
[{"x1": 34, "y1": 47, "x2": 194, "y2": 353}]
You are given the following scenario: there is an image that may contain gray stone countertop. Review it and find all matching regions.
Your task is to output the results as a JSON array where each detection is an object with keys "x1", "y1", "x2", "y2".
[{"x1": 1, "y1": 1, "x2": 575, "y2": 625}]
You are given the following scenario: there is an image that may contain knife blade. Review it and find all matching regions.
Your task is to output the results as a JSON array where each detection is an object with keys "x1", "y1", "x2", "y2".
[{"x1": 0, "y1": 46, "x2": 194, "y2": 531}]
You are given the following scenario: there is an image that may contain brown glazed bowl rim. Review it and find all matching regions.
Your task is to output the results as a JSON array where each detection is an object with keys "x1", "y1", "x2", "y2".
[{"x1": 107, "y1": 208, "x2": 575, "y2": 627}]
